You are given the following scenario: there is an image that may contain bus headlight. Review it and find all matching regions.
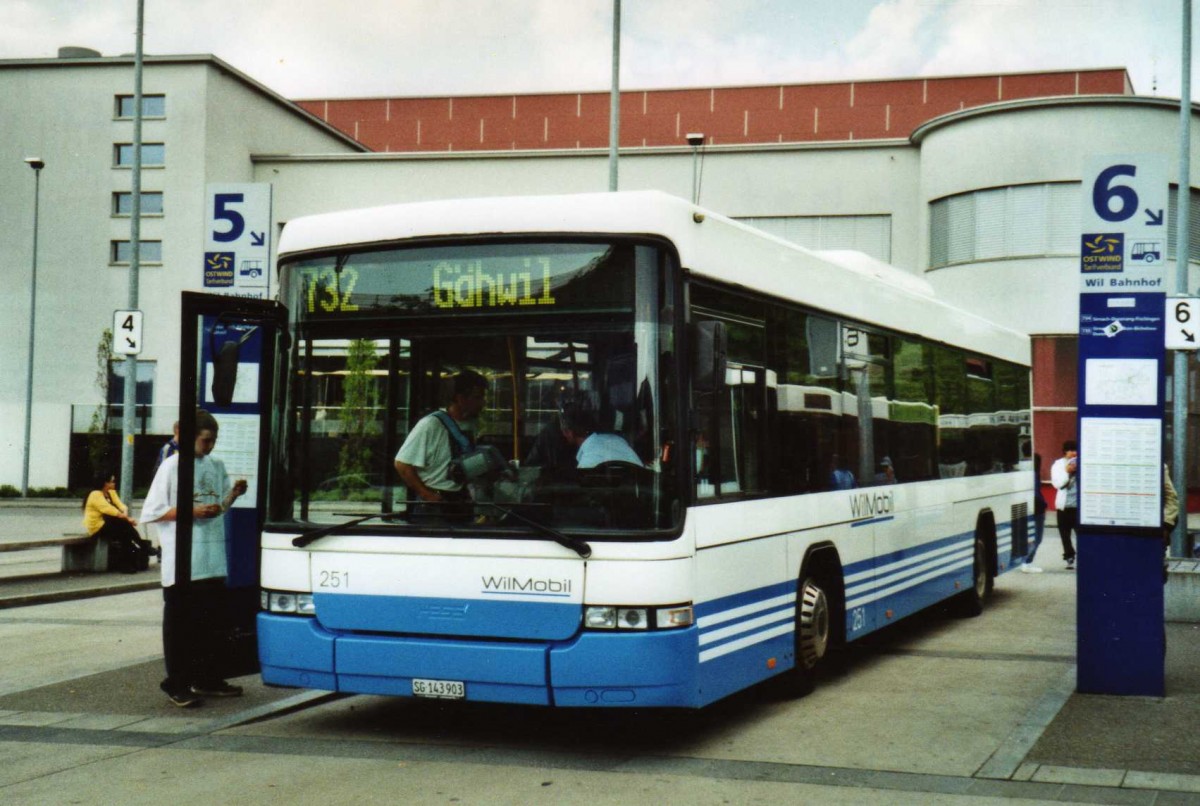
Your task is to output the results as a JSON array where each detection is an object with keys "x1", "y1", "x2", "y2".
[
  {"x1": 656, "y1": 605, "x2": 694, "y2": 629},
  {"x1": 584, "y1": 606, "x2": 617, "y2": 629},
  {"x1": 262, "y1": 590, "x2": 315, "y2": 616},
  {"x1": 584, "y1": 603, "x2": 692, "y2": 631}
]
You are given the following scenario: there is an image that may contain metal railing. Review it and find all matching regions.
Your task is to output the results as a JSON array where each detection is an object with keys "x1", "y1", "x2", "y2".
[{"x1": 70, "y1": 404, "x2": 179, "y2": 436}]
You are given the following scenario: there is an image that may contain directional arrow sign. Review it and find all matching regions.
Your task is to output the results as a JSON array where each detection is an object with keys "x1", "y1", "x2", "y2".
[
  {"x1": 1081, "y1": 154, "x2": 1168, "y2": 294},
  {"x1": 113, "y1": 309, "x2": 143, "y2": 356},
  {"x1": 204, "y1": 183, "x2": 272, "y2": 299},
  {"x1": 1166, "y1": 296, "x2": 1200, "y2": 351}
]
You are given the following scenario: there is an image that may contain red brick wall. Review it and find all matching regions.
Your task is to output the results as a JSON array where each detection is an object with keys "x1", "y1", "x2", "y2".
[
  {"x1": 1032, "y1": 335, "x2": 1079, "y2": 506},
  {"x1": 296, "y1": 68, "x2": 1131, "y2": 153}
]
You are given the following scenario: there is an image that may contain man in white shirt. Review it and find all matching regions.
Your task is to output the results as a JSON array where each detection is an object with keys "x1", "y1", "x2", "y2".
[
  {"x1": 557, "y1": 389, "x2": 643, "y2": 469},
  {"x1": 1050, "y1": 440, "x2": 1079, "y2": 570},
  {"x1": 395, "y1": 370, "x2": 487, "y2": 519},
  {"x1": 141, "y1": 409, "x2": 247, "y2": 707}
]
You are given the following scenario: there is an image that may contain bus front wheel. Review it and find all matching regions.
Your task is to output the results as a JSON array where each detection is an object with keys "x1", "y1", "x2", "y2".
[{"x1": 777, "y1": 577, "x2": 830, "y2": 697}]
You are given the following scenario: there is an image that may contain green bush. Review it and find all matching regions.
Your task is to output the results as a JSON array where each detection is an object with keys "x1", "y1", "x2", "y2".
[
  {"x1": 0, "y1": 485, "x2": 20, "y2": 498},
  {"x1": 27, "y1": 487, "x2": 73, "y2": 499}
]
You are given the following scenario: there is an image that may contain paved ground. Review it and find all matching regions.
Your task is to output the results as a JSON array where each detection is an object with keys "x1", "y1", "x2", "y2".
[{"x1": 1, "y1": 500, "x2": 1199, "y2": 804}]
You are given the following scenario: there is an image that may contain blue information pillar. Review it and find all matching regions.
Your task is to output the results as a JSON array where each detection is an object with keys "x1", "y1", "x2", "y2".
[
  {"x1": 1075, "y1": 294, "x2": 1165, "y2": 695},
  {"x1": 1075, "y1": 154, "x2": 1169, "y2": 696}
]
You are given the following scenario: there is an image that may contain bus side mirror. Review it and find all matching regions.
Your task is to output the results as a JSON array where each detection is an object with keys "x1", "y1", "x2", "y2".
[
  {"x1": 211, "y1": 341, "x2": 240, "y2": 406},
  {"x1": 694, "y1": 321, "x2": 727, "y2": 392},
  {"x1": 209, "y1": 324, "x2": 258, "y2": 407}
]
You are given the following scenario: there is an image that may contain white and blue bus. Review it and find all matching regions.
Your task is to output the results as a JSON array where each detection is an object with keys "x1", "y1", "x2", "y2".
[{"x1": 232, "y1": 191, "x2": 1030, "y2": 708}]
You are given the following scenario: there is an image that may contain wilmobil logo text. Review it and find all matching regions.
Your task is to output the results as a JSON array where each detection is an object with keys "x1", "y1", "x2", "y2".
[
  {"x1": 850, "y1": 490, "x2": 894, "y2": 519},
  {"x1": 481, "y1": 575, "x2": 573, "y2": 596}
]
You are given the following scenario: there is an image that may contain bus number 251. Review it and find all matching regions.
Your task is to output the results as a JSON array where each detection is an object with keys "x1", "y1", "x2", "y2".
[
  {"x1": 318, "y1": 570, "x2": 350, "y2": 589},
  {"x1": 850, "y1": 607, "x2": 867, "y2": 633}
]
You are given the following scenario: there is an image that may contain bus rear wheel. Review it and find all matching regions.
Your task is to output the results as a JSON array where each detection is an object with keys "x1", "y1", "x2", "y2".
[
  {"x1": 777, "y1": 577, "x2": 830, "y2": 697},
  {"x1": 956, "y1": 536, "x2": 991, "y2": 617}
]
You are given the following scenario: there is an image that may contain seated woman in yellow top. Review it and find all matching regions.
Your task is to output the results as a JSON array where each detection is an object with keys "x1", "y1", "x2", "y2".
[{"x1": 82, "y1": 471, "x2": 156, "y2": 573}]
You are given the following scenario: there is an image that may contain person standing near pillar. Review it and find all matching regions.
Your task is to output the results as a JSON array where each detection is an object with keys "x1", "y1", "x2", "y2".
[
  {"x1": 140, "y1": 409, "x2": 248, "y2": 707},
  {"x1": 1050, "y1": 440, "x2": 1079, "y2": 570}
]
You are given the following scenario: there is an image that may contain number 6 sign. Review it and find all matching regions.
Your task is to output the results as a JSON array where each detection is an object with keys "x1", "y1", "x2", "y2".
[{"x1": 1080, "y1": 154, "x2": 1168, "y2": 293}]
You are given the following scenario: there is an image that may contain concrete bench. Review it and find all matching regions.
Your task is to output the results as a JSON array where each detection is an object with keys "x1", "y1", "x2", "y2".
[
  {"x1": 60, "y1": 534, "x2": 109, "y2": 573},
  {"x1": 1166, "y1": 559, "x2": 1200, "y2": 623},
  {"x1": 0, "y1": 535, "x2": 108, "y2": 573}
]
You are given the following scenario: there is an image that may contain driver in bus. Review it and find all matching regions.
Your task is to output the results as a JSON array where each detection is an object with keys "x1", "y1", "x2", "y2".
[
  {"x1": 394, "y1": 370, "x2": 487, "y2": 516},
  {"x1": 558, "y1": 390, "x2": 643, "y2": 469}
]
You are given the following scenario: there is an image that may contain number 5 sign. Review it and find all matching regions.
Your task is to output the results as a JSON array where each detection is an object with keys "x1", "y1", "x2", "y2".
[
  {"x1": 203, "y1": 183, "x2": 273, "y2": 299},
  {"x1": 1080, "y1": 154, "x2": 1168, "y2": 293}
]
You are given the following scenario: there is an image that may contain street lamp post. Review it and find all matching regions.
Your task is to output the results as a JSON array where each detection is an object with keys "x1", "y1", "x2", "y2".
[
  {"x1": 21, "y1": 157, "x2": 44, "y2": 497},
  {"x1": 686, "y1": 133, "x2": 705, "y2": 204}
]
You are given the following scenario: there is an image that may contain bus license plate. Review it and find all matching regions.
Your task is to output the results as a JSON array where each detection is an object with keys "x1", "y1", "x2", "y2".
[{"x1": 412, "y1": 678, "x2": 465, "y2": 699}]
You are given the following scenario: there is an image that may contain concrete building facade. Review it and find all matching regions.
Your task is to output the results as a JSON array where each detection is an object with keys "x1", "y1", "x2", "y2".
[{"x1": 0, "y1": 53, "x2": 362, "y2": 490}]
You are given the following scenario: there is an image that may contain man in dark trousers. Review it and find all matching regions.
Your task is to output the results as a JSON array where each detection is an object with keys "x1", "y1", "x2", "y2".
[
  {"x1": 1050, "y1": 440, "x2": 1079, "y2": 570},
  {"x1": 141, "y1": 409, "x2": 248, "y2": 707}
]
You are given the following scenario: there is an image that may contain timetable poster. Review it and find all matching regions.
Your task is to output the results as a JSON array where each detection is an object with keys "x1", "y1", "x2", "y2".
[
  {"x1": 211, "y1": 413, "x2": 260, "y2": 509},
  {"x1": 1079, "y1": 417, "x2": 1161, "y2": 528}
]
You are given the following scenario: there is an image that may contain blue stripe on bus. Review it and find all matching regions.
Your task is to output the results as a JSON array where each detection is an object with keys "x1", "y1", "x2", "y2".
[
  {"x1": 693, "y1": 580, "x2": 798, "y2": 703},
  {"x1": 695, "y1": 580, "x2": 797, "y2": 661},
  {"x1": 851, "y1": 516, "x2": 895, "y2": 528},
  {"x1": 839, "y1": 531, "x2": 976, "y2": 634}
]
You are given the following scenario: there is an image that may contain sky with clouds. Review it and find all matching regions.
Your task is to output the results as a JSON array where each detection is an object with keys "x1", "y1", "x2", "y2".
[{"x1": 0, "y1": 0, "x2": 1191, "y2": 100}]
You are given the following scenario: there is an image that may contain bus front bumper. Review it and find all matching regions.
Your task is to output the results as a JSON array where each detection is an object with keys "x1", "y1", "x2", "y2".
[{"x1": 258, "y1": 613, "x2": 701, "y2": 708}]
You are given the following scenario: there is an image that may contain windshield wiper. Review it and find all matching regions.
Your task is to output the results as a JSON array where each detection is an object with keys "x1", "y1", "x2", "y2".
[
  {"x1": 292, "y1": 512, "x2": 406, "y2": 548},
  {"x1": 290, "y1": 506, "x2": 591, "y2": 558},
  {"x1": 480, "y1": 502, "x2": 592, "y2": 559}
]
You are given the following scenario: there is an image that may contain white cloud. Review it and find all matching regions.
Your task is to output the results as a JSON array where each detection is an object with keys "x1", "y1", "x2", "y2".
[
  {"x1": 0, "y1": 0, "x2": 1194, "y2": 99},
  {"x1": 921, "y1": 0, "x2": 1181, "y2": 95},
  {"x1": 842, "y1": 0, "x2": 937, "y2": 78}
]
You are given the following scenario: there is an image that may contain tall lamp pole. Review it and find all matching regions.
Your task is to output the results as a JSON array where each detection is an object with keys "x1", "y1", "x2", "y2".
[
  {"x1": 21, "y1": 157, "x2": 44, "y2": 497},
  {"x1": 120, "y1": 0, "x2": 145, "y2": 502},
  {"x1": 1172, "y1": 0, "x2": 1193, "y2": 558},
  {"x1": 608, "y1": 0, "x2": 620, "y2": 191},
  {"x1": 686, "y1": 133, "x2": 705, "y2": 203}
]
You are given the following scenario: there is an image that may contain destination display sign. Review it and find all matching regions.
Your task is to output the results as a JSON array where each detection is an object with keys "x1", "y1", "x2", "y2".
[{"x1": 283, "y1": 242, "x2": 636, "y2": 319}]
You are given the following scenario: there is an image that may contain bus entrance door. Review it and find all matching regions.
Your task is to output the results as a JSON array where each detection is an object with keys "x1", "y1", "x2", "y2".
[{"x1": 178, "y1": 292, "x2": 285, "y2": 681}]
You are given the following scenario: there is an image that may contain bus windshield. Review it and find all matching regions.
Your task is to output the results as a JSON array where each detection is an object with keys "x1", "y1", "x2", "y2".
[{"x1": 272, "y1": 240, "x2": 681, "y2": 536}]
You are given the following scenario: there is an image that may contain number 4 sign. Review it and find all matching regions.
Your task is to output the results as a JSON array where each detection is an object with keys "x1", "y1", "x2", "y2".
[{"x1": 113, "y1": 309, "x2": 143, "y2": 355}]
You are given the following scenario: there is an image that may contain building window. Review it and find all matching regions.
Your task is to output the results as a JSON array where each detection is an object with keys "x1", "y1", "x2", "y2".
[
  {"x1": 114, "y1": 143, "x2": 165, "y2": 167},
  {"x1": 115, "y1": 94, "x2": 165, "y2": 118},
  {"x1": 1166, "y1": 186, "x2": 1200, "y2": 262},
  {"x1": 108, "y1": 360, "x2": 156, "y2": 407},
  {"x1": 111, "y1": 240, "x2": 163, "y2": 264},
  {"x1": 113, "y1": 192, "x2": 164, "y2": 216},
  {"x1": 930, "y1": 183, "x2": 1200, "y2": 269},
  {"x1": 929, "y1": 183, "x2": 1078, "y2": 269},
  {"x1": 737, "y1": 215, "x2": 892, "y2": 263}
]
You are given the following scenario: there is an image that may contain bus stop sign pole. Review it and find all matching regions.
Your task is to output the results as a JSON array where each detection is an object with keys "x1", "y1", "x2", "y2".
[{"x1": 1075, "y1": 154, "x2": 1169, "y2": 696}]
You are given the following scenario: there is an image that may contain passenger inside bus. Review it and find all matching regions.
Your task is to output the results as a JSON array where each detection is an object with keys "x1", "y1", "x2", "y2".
[{"x1": 525, "y1": 389, "x2": 642, "y2": 471}]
